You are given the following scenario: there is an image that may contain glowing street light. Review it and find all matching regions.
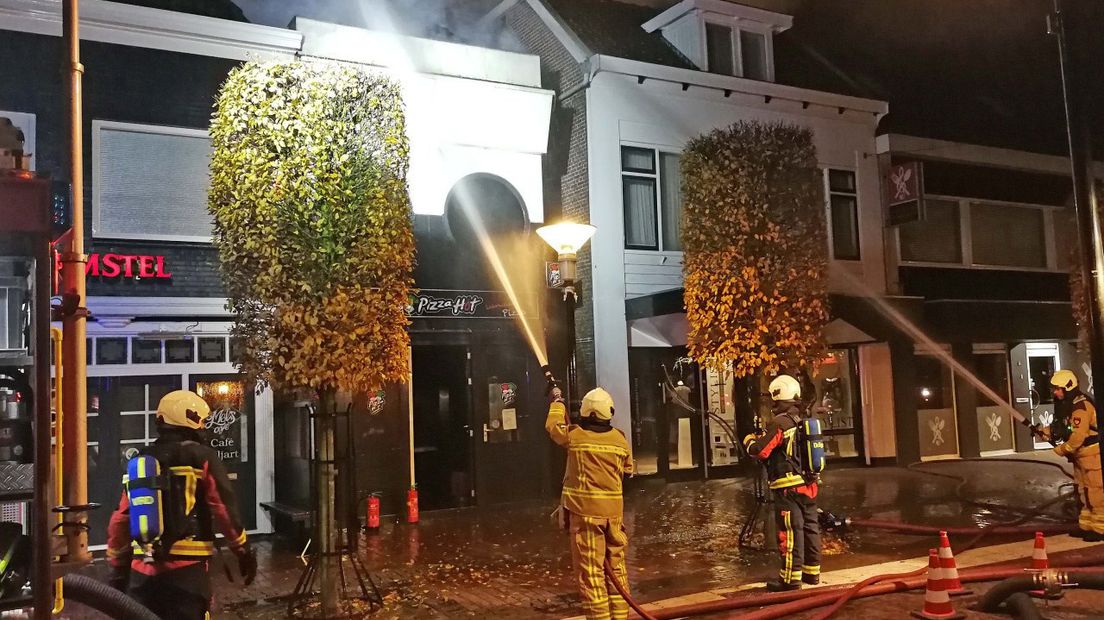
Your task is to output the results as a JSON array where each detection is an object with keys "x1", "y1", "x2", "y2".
[{"x1": 536, "y1": 222, "x2": 596, "y2": 300}]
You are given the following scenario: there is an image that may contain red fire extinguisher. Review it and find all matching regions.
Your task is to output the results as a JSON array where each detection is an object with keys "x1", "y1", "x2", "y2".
[
  {"x1": 406, "y1": 485, "x2": 419, "y2": 524},
  {"x1": 365, "y1": 493, "x2": 380, "y2": 530}
]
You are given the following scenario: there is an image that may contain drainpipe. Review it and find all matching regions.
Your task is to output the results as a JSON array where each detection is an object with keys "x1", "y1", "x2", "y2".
[
  {"x1": 557, "y1": 56, "x2": 599, "y2": 102},
  {"x1": 60, "y1": 0, "x2": 92, "y2": 565}
]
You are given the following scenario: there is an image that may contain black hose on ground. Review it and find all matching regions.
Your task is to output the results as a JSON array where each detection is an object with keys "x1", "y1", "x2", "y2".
[
  {"x1": 1003, "y1": 592, "x2": 1045, "y2": 620},
  {"x1": 61, "y1": 574, "x2": 160, "y2": 620},
  {"x1": 976, "y1": 576, "x2": 1039, "y2": 613}
]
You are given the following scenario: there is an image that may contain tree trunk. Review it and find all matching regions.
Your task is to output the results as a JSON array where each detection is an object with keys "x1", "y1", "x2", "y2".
[{"x1": 317, "y1": 389, "x2": 339, "y2": 616}]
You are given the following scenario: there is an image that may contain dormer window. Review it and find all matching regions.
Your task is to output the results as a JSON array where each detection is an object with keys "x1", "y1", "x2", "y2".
[
  {"x1": 704, "y1": 21, "x2": 770, "y2": 79},
  {"x1": 643, "y1": 0, "x2": 792, "y2": 83}
]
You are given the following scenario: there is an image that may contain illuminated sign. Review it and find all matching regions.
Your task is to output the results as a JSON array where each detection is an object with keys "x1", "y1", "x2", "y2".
[{"x1": 54, "y1": 253, "x2": 172, "y2": 280}]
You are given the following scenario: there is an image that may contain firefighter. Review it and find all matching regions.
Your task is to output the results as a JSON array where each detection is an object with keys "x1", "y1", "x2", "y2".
[
  {"x1": 106, "y1": 390, "x2": 257, "y2": 619},
  {"x1": 546, "y1": 386, "x2": 634, "y2": 620},
  {"x1": 1046, "y1": 370, "x2": 1104, "y2": 541},
  {"x1": 743, "y1": 374, "x2": 821, "y2": 591}
]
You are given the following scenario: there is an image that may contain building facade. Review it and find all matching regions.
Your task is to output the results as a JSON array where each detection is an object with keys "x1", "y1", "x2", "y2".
[
  {"x1": 0, "y1": 0, "x2": 558, "y2": 540},
  {"x1": 498, "y1": 0, "x2": 895, "y2": 477}
]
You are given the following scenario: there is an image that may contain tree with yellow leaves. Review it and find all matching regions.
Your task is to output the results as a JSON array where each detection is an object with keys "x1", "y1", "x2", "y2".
[
  {"x1": 682, "y1": 121, "x2": 829, "y2": 378},
  {"x1": 208, "y1": 61, "x2": 414, "y2": 614}
]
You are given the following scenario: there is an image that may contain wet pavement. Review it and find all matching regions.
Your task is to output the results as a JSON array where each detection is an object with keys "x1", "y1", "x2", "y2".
[{"x1": 59, "y1": 453, "x2": 1081, "y2": 619}]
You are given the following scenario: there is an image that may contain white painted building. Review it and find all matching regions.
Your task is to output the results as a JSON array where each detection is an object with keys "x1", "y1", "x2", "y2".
[{"x1": 498, "y1": 0, "x2": 891, "y2": 474}]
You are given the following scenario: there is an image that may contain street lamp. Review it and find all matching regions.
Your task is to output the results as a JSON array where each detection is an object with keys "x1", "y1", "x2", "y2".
[{"x1": 537, "y1": 222, "x2": 596, "y2": 404}]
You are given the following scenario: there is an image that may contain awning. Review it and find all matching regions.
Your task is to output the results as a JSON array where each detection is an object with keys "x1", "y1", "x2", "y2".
[{"x1": 625, "y1": 290, "x2": 921, "y2": 348}]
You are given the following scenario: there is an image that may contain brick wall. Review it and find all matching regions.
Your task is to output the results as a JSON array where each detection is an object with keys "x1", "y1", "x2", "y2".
[
  {"x1": 505, "y1": 2, "x2": 598, "y2": 390},
  {"x1": 0, "y1": 31, "x2": 238, "y2": 298}
]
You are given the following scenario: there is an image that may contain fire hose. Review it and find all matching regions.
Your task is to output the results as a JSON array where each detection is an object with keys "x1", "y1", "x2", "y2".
[{"x1": 601, "y1": 457, "x2": 1080, "y2": 619}]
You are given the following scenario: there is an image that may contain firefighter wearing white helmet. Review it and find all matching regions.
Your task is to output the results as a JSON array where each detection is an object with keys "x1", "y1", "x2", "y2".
[
  {"x1": 744, "y1": 374, "x2": 822, "y2": 591},
  {"x1": 106, "y1": 390, "x2": 256, "y2": 618},
  {"x1": 546, "y1": 386, "x2": 634, "y2": 620},
  {"x1": 1038, "y1": 370, "x2": 1104, "y2": 541}
]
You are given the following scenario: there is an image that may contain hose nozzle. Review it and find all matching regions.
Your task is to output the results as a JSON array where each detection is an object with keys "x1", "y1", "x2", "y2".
[{"x1": 541, "y1": 365, "x2": 561, "y2": 396}]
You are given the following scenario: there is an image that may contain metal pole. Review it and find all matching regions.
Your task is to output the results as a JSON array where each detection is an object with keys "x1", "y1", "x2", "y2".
[
  {"x1": 33, "y1": 237, "x2": 52, "y2": 619},
  {"x1": 564, "y1": 287, "x2": 577, "y2": 406},
  {"x1": 1052, "y1": 0, "x2": 1104, "y2": 474},
  {"x1": 60, "y1": 0, "x2": 91, "y2": 564}
]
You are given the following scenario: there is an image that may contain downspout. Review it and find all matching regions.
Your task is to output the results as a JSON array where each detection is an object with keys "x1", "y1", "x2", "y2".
[{"x1": 558, "y1": 56, "x2": 600, "y2": 102}]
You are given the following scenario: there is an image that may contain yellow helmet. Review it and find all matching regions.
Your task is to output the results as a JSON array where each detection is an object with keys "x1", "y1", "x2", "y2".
[
  {"x1": 581, "y1": 388, "x2": 615, "y2": 421},
  {"x1": 156, "y1": 390, "x2": 211, "y2": 430},
  {"x1": 1050, "y1": 369, "x2": 1078, "y2": 391},
  {"x1": 769, "y1": 374, "x2": 802, "y2": 401}
]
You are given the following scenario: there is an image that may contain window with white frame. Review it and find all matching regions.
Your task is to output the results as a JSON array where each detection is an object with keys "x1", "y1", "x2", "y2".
[
  {"x1": 826, "y1": 169, "x2": 860, "y2": 261},
  {"x1": 621, "y1": 146, "x2": 682, "y2": 251},
  {"x1": 93, "y1": 121, "x2": 213, "y2": 242},
  {"x1": 898, "y1": 198, "x2": 1056, "y2": 270},
  {"x1": 704, "y1": 22, "x2": 771, "y2": 80}
]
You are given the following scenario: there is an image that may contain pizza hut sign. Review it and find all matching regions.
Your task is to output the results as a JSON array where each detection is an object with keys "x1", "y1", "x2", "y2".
[{"x1": 405, "y1": 290, "x2": 520, "y2": 319}]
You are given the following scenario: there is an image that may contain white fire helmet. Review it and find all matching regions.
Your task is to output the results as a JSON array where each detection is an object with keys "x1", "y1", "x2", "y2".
[
  {"x1": 769, "y1": 375, "x2": 802, "y2": 401},
  {"x1": 1050, "y1": 369, "x2": 1078, "y2": 392},
  {"x1": 581, "y1": 388, "x2": 615, "y2": 421},
  {"x1": 156, "y1": 390, "x2": 211, "y2": 430}
]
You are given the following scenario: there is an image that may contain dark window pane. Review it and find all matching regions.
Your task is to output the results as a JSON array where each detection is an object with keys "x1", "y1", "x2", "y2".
[
  {"x1": 970, "y1": 203, "x2": 1046, "y2": 268},
  {"x1": 87, "y1": 338, "x2": 92, "y2": 365},
  {"x1": 828, "y1": 169, "x2": 856, "y2": 193},
  {"x1": 130, "y1": 338, "x2": 162, "y2": 364},
  {"x1": 739, "y1": 30, "x2": 768, "y2": 80},
  {"x1": 119, "y1": 415, "x2": 147, "y2": 441},
  {"x1": 974, "y1": 354, "x2": 1009, "y2": 407},
  {"x1": 229, "y1": 337, "x2": 243, "y2": 364},
  {"x1": 620, "y1": 146, "x2": 655, "y2": 173},
  {"x1": 706, "y1": 23, "x2": 734, "y2": 75},
  {"x1": 659, "y1": 152, "x2": 682, "y2": 251},
  {"x1": 623, "y1": 177, "x2": 658, "y2": 249},
  {"x1": 165, "y1": 339, "x2": 195, "y2": 363},
  {"x1": 900, "y1": 199, "x2": 962, "y2": 263},
  {"x1": 830, "y1": 195, "x2": 860, "y2": 260},
  {"x1": 198, "y1": 337, "x2": 227, "y2": 363},
  {"x1": 95, "y1": 338, "x2": 127, "y2": 365},
  {"x1": 916, "y1": 355, "x2": 953, "y2": 411}
]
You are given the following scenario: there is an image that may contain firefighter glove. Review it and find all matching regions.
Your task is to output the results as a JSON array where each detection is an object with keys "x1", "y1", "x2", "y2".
[
  {"x1": 108, "y1": 564, "x2": 130, "y2": 593},
  {"x1": 234, "y1": 545, "x2": 257, "y2": 586}
]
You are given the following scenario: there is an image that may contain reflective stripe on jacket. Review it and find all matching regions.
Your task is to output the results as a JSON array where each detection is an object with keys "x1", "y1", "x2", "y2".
[{"x1": 546, "y1": 400, "x2": 633, "y2": 519}]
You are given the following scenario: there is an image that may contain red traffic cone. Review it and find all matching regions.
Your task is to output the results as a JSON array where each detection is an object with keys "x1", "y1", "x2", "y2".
[
  {"x1": 1031, "y1": 531, "x2": 1049, "y2": 570},
  {"x1": 911, "y1": 549, "x2": 965, "y2": 620},
  {"x1": 937, "y1": 531, "x2": 971, "y2": 596}
]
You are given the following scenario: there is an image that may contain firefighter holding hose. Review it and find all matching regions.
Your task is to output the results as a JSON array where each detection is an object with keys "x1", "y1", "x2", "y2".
[
  {"x1": 743, "y1": 374, "x2": 823, "y2": 591},
  {"x1": 1039, "y1": 370, "x2": 1104, "y2": 541},
  {"x1": 546, "y1": 380, "x2": 634, "y2": 620}
]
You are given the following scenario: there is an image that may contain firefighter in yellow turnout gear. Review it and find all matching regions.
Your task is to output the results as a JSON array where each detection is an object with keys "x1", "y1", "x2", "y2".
[
  {"x1": 1047, "y1": 370, "x2": 1104, "y2": 541},
  {"x1": 546, "y1": 387, "x2": 634, "y2": 620}
]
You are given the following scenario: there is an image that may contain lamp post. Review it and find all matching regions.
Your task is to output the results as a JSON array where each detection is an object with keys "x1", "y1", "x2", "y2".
[{"x1": 537, "y1": 222, "x2": 596, "y2": 405}]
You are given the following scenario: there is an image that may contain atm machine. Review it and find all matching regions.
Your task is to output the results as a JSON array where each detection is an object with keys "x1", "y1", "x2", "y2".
[{"x1": 0, "y1": 166, "x2": 53, "y2": 614}]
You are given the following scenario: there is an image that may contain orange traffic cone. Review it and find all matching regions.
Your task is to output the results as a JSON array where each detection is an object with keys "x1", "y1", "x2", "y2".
[
  {"x1": 1031, "y1": 531, "x2": 1049, "y2": 570},
  {"x1": 938, "y1": 531, "x2": 971, "y2": 596},
  {"x1": 1029, "y1": 532, "x2": 1060, "y2": 599},
  {"x1": 911, "y1": 549, "x2": 965, "y2": 620}
]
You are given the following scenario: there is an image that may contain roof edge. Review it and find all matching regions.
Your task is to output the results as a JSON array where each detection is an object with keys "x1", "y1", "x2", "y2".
[
  {"x1": 594, "y1": 54, "x2": 888, "y2": 116},
  {"x1": 877, "y1": 133, "x2": 1104, "y2": 177}
]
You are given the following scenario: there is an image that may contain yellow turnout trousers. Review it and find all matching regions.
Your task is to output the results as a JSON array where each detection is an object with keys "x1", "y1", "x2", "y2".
[{"x1": 570, "y1": 513, "x2": 630, "y2": 620}]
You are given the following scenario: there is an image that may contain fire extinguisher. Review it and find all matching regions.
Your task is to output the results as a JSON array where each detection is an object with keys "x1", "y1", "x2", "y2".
[
  {"x1": 406, "y1": 485, "x2": 419, "y2": 524},
  {"x1": 365, "y1": 493, "x2": 380, "y2": 530}
]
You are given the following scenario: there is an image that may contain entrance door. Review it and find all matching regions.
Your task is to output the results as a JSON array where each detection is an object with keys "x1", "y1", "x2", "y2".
[
  {"x1": 190, "y1": 374, "x2": 257, "y2": 530},
  {"x1": 811, "y1": 349, "x2": 863, "y2": 460},
  {"x1": 411, "y1": 346, "x2": 473, "y2": 510},
  {"x1": 1026, "y1": 345, "x2": 1061, "y2": 450},
  {"x1": 469, "y1": 338, "x2": 546, "y2": 504}
]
